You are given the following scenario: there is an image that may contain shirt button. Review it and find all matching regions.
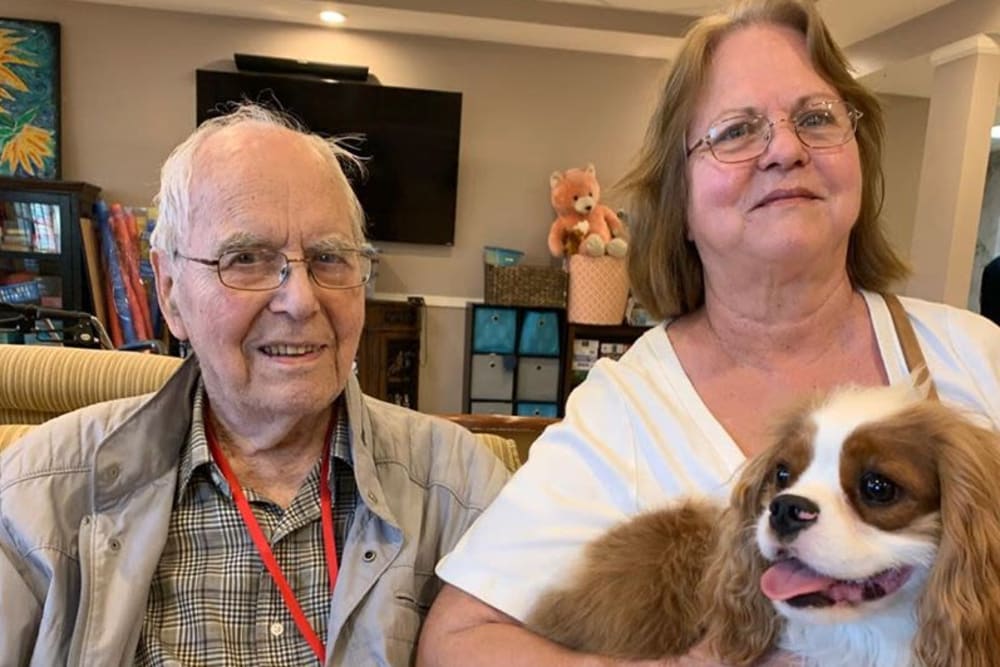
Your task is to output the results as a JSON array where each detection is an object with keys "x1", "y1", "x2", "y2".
[
  {"x1": 363, "y1": 550, "x2": 377, "y2": 562},
  {"x1": 106, "y1": 464, "x2": 121, "y2": 482},
  {"x1": 367, "y1": 491, "x2": 378, "y2": 503},
  {"x1": 270, "y1": 622, "x2": 284, "y2": 637}
]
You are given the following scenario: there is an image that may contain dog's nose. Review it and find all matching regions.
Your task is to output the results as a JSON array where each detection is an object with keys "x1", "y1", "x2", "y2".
[{"x1": 769, "y1": 494, "x2": 820, "y2": 539}]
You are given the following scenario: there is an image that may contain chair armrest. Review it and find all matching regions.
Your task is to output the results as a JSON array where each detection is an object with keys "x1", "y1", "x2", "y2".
[
  {"x1": 473, "y1": 432, "x2": 522, "y2": 472},
  {"x1": 438, "y1": 413, "x2": 558, "y2": 464},
  {"x1": 0, "y1": 424, "x2": 35, "y2": 453}
]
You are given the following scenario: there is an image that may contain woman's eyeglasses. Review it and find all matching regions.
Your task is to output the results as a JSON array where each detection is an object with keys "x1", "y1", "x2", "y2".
[{"x1": 686, "y1": 99, "x2": 863, "y2": 163}]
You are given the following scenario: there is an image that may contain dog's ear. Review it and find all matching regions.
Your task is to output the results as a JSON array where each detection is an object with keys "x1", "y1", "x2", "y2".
[
  {"x1": 699, "y1": 447, "x2": 782, "y2": 665},
  {"x1": 916, "y1": 406, "x2": 1000, "y2": 667}
]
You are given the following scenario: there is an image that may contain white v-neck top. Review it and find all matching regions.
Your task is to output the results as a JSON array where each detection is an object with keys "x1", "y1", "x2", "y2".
[{"x1": 437, "y1": 291, "x2": 1000, "y2": 622}]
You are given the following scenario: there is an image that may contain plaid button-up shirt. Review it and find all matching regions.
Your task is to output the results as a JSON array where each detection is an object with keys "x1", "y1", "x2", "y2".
[{"x1": 136, "y1": 386, "x2": 357, "y2": 666}]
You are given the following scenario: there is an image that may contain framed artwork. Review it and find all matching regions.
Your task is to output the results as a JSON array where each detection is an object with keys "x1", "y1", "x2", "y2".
[{"x1": 0, "y1": 19, "x2": 60, "y2": 179}]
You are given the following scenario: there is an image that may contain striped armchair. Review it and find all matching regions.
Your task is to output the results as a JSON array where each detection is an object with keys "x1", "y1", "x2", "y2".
[
  {"x1": 0, "y1": 344, "x2": 182, "y2": 451},
  {"x1": 0, "y1": 344, "x2": 182, "y2": 426},
  {"x1": 0, "y1": 344, "x2": 525, "y2": 471}
]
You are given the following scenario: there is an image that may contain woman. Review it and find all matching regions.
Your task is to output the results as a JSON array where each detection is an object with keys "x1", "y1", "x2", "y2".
[{"x1": 418, "y1": 1, "x2": 1000, "y2": 665}]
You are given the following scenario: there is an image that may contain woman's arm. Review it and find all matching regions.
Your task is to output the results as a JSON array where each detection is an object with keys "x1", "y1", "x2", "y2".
[
  {"x1": 417, "y1": 584, "x2": 605, "y2": 667},
  {"x1": 416, "y1": 584, "x2": 768, "y2": 667}
]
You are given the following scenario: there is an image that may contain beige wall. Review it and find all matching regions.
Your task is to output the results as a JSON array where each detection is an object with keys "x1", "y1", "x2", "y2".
[
  {"x1": 6, "y1": 0, "x2": 667, "y2": 413},
  {"x1": 879, "y1": 94, "x2": 931, "y2": 265},
  {"x1": 3, "y1": 1, "x2": 944, "y2": 413},
  {"x1": 906, "y1": 41, "x2": 1000, "y2": 305}
]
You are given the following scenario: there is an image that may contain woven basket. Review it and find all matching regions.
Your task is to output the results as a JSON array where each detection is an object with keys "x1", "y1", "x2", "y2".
[
  {"x1": 484, "y1": 264, "x2": 568, "y2": 308},
  {"x1": 567, "y1": 255, "x2": 629, "y2": 324}
]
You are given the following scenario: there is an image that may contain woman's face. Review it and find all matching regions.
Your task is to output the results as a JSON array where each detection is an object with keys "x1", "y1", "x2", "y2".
[{"x1": 685, "y1": 23, "x2": 862, "y2": 284}]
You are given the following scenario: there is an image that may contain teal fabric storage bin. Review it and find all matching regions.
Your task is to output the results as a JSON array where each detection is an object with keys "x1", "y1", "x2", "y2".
[
  {"x1": 516, "y1": 402, "x2": 559, "y2": 418},
  {"x1": 518, "y1": 310, "x2": 560, "y2": 356},
  {"x1": 472, "y1": 307, "x2": 517, "y2": 354}
]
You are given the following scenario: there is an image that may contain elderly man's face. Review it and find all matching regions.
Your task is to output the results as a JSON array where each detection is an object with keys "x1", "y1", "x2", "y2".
[{"x1": 155, "y1": 124, "x2": 365, "y2": 424}]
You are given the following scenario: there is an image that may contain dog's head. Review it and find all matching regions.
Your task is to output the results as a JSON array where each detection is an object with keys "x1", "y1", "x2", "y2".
[
  {"x1": 755, "y1": 382, "x2": 941, "y2": 622},
  {"x1": 702, "y1": 383, "x2": 1000, "y2": 666}
]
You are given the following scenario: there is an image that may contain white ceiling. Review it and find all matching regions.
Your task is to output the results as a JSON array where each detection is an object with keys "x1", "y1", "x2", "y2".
[{"x1": 68, "y1": 0, "x2": 1000, "y2": 99}]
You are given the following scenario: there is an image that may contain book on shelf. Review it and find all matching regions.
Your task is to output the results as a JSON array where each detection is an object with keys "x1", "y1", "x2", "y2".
[
  {"x1": 34, "y1": 275, "x2": 62, "y2": 308},
  {"x1": 0, "y1": 201, "x2": 61, "y2": 254},
  {"x1": 598, "y1": 342, "x2": 630, "y2": 362},
  {"x1": 79, "y1": 217, "x2": 108, "y2": 328},
  {"x1": 571, "y1": 338, "x2": 600, "y2": 371},
  {"x1": 0, "y1": 331, "x2": 24, "y2": 344},
  {"x1": 0, "y1": 279, "x2": 41, "y2": 304},
  {"x1": 95, "y1": 200, "x2": 136, "y2": 347},
  {"x1": 31, "y1": 202, "x2": 61, "y2": 254},
  {"x1": 0, "y1": 202, "x2": 31, "y2": 252},
  {"x1": 92, "y1": 200, "x2": 160, "y2": 348},
  {"x1": 135, "y1": 207, "x2": 161, "y2": 336}
]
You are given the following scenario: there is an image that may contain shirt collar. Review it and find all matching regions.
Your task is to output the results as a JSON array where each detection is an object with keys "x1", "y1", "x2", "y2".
[{"x1": 175, "y1": 379, "x2": 352, "y2": 503}]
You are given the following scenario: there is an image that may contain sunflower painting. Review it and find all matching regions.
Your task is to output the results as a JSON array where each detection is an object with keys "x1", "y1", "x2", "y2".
[{"x1": 0, "y1": 19, "x2": 60, "y2": 178}]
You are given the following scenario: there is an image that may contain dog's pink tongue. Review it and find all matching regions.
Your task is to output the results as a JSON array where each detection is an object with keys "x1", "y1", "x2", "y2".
[{"x1": 760, "y1": 559, "x2": 836, "y2": 601}]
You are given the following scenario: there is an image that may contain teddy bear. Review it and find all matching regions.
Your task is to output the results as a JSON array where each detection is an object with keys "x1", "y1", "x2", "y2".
[{"x1": 548, "y1": 164, "x2": 628, "y2": 259}]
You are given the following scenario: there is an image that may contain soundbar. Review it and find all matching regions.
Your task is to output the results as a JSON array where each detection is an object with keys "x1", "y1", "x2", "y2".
[{"x1": 234, "y1": 53, "x2": 370, "y2": 82}]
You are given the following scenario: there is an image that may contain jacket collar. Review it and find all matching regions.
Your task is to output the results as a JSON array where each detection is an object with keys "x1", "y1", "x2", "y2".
[
  {"x1": 92, "y1": 356, "x2": 399, "y2": 532},
  {"x1": 92, "y1": 356, "x2": 200, "y2": 512}
]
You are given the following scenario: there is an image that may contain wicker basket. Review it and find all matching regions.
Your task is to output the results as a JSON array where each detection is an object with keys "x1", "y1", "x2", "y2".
[{"x1": 484, "y1": 264, "x2": 568, "y2": 308}]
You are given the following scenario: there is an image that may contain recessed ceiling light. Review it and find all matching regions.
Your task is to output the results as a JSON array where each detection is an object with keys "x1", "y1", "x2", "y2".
[{"x1": 320, "y1": 10, "x2": 346, "y2": 24}]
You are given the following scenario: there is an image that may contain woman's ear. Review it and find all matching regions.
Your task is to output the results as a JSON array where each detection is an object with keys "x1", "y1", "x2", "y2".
[{"x1": 151, "y1": 248, "x2": 189, "y2": 341}]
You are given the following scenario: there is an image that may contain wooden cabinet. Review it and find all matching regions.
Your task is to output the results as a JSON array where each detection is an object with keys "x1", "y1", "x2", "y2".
[
  {"x1": 357, "y1": 299, "x2": 422, "y2": 409},
  {"x1": 463, "y1": 303, "x2": 565, "y2": 417},
  {"x1": 0, "y1": 177, "x2": 100, "y2": 313},
  {"x1": 564, "y1": 322, "x2": 650, "y2": 397}
]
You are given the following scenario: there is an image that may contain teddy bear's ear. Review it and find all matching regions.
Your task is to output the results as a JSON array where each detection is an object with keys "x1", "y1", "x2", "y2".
[
  {"x1": 585, "y1": 163, "x2": 596, "y2": 176},
  {"x1": 550, "y1": 171, "x2": 564, "y2": 188}
]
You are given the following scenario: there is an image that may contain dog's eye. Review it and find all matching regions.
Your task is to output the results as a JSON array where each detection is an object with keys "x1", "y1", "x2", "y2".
[
  {"x1": 775, "y1": 463, "x2": 791, "y2": 489},
  {"x1": 860, "y1": 472, "x2": 898, "y2": 505}
]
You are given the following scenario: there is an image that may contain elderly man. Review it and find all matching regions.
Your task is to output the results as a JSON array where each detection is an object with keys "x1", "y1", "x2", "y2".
[{"x1": 0, "y1": 104, "x2": 509, "y2": 665}]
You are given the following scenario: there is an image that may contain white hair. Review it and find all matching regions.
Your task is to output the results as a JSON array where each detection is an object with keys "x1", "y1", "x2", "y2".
[{"x1": 150, "y1": 102, "x2": 367, "y2": 257}]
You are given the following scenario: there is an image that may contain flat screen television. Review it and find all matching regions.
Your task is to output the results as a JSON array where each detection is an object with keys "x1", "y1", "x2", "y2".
[{"x1": 195, "y1": 67, "x2": 462, "y2": 245}]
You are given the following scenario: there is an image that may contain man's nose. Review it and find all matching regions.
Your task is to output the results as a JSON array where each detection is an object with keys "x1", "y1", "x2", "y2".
[{"x1": 273, "y1": 259, "x2": 321, "y2": 316}]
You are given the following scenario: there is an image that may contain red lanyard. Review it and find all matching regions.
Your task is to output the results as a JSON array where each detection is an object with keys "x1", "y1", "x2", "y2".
[{"x1": 205, "y1": 408, "x2": 339, "y2": 664}]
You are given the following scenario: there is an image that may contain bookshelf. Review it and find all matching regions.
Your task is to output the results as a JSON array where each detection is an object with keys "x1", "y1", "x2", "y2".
[
  {"x1": 463, "y1": 303, "x2": 565, "y2": 418},
  {"x1": 0, "y1": 177, "x2": 101, "y2": 316},
  {"x1": 564, "y1": 322, "x2": 649, "y2": 398}
]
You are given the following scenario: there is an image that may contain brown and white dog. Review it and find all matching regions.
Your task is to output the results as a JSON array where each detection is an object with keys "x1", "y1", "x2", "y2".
[{"x1": 527, "y1": 383, "x2": 1000, "y2": 667}]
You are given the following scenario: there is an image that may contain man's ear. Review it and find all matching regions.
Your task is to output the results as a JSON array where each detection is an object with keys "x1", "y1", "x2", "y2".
[{"x1": 151, "y1": 248, "x2": 189, "y2": 341}]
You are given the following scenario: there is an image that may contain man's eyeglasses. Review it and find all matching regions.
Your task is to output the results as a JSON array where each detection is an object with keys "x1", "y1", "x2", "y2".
[
  {"x1": 686, "y1": 99, "x2": 863, "y2": 164},
  {"x1": 176, "y1": 247, "x2": 376, "y2": 291}
]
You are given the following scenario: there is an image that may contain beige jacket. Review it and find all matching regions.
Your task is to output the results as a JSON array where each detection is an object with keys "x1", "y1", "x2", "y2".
[{"x1": 0, "y1": 357, "x2": 509, "y2": 666}]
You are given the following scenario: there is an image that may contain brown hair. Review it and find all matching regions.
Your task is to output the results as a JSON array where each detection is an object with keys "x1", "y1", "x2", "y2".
[{"x1": 619, "y1": 0, "x2": 908, "y2": 320}]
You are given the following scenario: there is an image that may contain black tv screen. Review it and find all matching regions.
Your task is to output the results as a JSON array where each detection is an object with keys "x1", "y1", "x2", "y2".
[{"x1": 195, "y1": 68, "x2": 462, "y2": 245}]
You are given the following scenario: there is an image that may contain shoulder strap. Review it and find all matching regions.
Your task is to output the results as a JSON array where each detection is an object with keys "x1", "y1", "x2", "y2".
[{"x1": 883, "y1": 293, "x2": 938, "y2": 401}]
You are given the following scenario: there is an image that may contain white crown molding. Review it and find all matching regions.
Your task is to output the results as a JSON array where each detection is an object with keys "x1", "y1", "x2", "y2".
[{"x1": 929, "y1": 33, "x2": 1000, "y2": 68}]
